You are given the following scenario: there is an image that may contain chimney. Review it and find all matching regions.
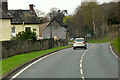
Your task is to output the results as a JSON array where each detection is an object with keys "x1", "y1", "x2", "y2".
[
  {"x1": 29, "y1": 4, "x2": 34, "y2": 11},
  {"x1": 2, "y1": 0, "x2": 8, "y2": 12}
]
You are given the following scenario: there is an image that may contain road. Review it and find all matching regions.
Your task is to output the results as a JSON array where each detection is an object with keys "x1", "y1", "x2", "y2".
[{"x1": 13, "y1": 43, "x2": 119, "y2": 79}]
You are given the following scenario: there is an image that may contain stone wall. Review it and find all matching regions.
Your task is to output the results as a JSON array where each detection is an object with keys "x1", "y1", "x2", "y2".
[{"x1": 2, "y1": 39, "x2": 68, "y2": 58}]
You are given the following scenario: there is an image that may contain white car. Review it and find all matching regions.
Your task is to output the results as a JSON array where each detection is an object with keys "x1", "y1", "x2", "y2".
[{"x1": 73, "y1": 38, "x2": 87, "y2": 49}]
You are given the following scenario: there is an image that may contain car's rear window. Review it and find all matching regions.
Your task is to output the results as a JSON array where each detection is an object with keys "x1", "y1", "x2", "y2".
[{"x1": 75, "y1": 39, "x2": 84, "y2": 42}]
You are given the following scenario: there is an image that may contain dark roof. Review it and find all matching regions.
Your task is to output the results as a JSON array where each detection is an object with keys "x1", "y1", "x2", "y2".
[
  {"x1": 8, "y1": 10, "x2": 40, "y2": 24},
  {"x1": 42, "y1": 18, "x2": 67, "y2": 39},
  {"x1": 47, "y1": 17, "x2": 68, "y2": 28},
  {"x1": 43, "y1": 17, "x2": 68, "y2": 32},
  {"x1": 0, "y1": 10, "x2": 12, "y2": 19}
]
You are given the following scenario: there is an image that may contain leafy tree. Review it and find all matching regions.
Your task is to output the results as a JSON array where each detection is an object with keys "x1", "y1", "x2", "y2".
[
  {"x1": 81, "y1": 2, "x2": 103, "y2": 38},
  {"x1": 14, "y1": 30, "x2": 37, "y2": 41},
  {"x1": 63, "y1": 16, "x2": 73, "y2": 24},
  {"x1": 106, "y1": 2, "x2": 119, "y2": 25},
  {"x1": 119, "y1": 1, "x2": 120, "y2": 23},
  {"x1": 63, "y1": 1, "x2": 119, "y2": 39},
  {"x1": 63, "y1": 16, "x2": 75, "y2": 37}
]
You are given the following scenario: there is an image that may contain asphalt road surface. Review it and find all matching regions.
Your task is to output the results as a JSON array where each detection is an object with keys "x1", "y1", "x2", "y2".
[{"x1": 13, "y1": 43, "x2": 119, "y2": 79}]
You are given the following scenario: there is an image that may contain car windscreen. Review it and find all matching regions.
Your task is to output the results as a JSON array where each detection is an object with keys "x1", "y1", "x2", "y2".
[{"x1": 75, "y1": 39, "x2": 84, "y2": 42}]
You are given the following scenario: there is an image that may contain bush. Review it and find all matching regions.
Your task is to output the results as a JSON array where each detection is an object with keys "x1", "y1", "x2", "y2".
[{"x1": 13, "y1": 30, "x2": 37, "y2": 41}]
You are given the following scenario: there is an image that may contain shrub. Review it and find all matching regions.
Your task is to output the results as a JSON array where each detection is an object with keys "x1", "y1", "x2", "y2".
[{"x1": 13, "y1": 30, "x2": 37, "y2": 41}]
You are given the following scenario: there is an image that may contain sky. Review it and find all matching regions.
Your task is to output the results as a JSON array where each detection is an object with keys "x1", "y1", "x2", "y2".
[{"x1": 8, "y1": 0, "x2": 119, "y2": 15}]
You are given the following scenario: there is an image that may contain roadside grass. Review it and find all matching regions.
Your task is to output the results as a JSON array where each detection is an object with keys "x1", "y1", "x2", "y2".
[
  {"x1": 1, "y1": 46, "x2": 70, "y2": 76},
  {"x1": 88, "y1": 36, "x2": 119, "y2": 55},
  {"x1": 87, "y1": 36, "x2": 112, "y2": 43},
  {"x1": 111, "y1": 37, "x2": 120, "y2": 55}
]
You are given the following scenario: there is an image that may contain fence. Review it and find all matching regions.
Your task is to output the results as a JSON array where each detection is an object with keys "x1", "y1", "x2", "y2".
[{"x1": 2, "y1": 39, "x2": 68, "y2": 58}]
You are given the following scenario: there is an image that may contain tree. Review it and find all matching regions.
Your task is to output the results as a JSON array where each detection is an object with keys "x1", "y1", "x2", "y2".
[
  {"x1": 63, "y1": 16, "x2": 74, "y2": 37},
  {"x1": 107, "y1": 2, "x2": 119, "y2": 25},
  {"x1": 63, "y1": 16, "x2": 72, "y2": 24},
  {"x1": 13, "y1": 30, "x2": 37, "y2": 41},
  {"x1": 99, "y1": 2, "x2": 119, "y2": 36},
  {"x1": 63, "y1": 1, "x2": 119, "y2": 39},
  {"x1": 35, "y1": 9, "x2": 49, "y2": 23},
  {"x1": 48, "y1": 7, "x2": 67, "y2": 23},
  {"x1": 81, "y1": 2, "x2": 103, "y2": 38},
  {"x1": 35, "y1": 9, "x2": 45, "y2": 17},
  {"x1": 119, "y1": 1, "x2": 120, "y2": 23}
]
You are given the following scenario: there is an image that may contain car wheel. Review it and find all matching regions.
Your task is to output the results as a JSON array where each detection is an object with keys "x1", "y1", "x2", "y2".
[
  {"x1": 73, "y1": 47, "x2": 76, "y2": 50},
  {"x1": 84, "y1": 47, "x2": 87, "y2": 49}
]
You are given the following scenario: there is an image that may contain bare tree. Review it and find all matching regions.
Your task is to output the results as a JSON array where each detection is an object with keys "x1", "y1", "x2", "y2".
[
  {"x1": 35, "y1": 9, "x2": 45, "y2": 17},
  {"x1": 48, "y1": 7, "x2": 67, "y2": 23}
]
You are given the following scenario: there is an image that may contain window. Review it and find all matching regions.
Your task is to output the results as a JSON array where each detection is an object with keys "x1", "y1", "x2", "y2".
[
  {"x1": 12, "y1": 27, "x2": 15, "y2": 33},
  {"x1": 11, "y1": 26, "x2": 16, "y2": 37},
  {"x1": 33, "y1": 28, "x2": 36, "y2": 31},
  {"x1": 25, "y1": 27, "x2": 31, "y2": 31}
]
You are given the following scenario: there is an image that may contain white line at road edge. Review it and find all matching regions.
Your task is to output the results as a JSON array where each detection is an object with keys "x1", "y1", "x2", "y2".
[
  {"x1": 11, "y1": 48, "x2": 68, "y2": 79},
  {"x1": 80, "y1": 44, "x2": 94, "y2": 80},
  {"x1": 109, "y1": 44, "x2": 120, "y2": 60}
]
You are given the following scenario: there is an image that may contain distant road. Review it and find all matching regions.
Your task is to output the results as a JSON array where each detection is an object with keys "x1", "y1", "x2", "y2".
[{"x1": 12, "y1": 43, "x2": 119, "y2": 79}]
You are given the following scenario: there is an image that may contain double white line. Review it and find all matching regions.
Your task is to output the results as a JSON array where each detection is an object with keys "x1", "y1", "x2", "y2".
[{"x1": 80, "y1": 44, "x2": 94, "y2": 80}]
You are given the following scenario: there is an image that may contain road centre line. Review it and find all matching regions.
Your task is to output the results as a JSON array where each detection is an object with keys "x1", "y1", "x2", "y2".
[
  {"x1": 80, "y1": 69, "x2": 83, "y2": 75},
  {"x1": 11, "y1": 48, "x2": 68, "y2": 79},
  {"x1": 82, "y1": 76, "x2": 85, "y2": 80},
  {"x1": 80, "y1": 44, "x2": 94, "y2": 80},
  {"x1": 80, "y1": 64, "x2": 82, "y2": 68},
  {"x1": 80, "y1": 60, "x2": 83, "y2": 63},
  {"x1": 81, "y1": 56, "x2": 84, "y2": 60}
]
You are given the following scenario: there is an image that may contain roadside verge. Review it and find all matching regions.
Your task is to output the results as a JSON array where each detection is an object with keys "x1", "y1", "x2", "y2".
[
  {"x1": 110, "y1": 37, "x2": 120, "y2": 59},
  {"x1": 2, "y1": 46, "x2": 71, "y2": 79},
  {"x1": 109, "y1": 44, "x2": 120, "y2": 60}
]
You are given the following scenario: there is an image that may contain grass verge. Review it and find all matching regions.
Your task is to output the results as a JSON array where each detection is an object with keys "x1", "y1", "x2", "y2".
[
  {"x1": 88, "y1": 36, "x2": 119, "y2": 55},
  {"x1": 111, "y1": 37, "x2": 120, "y2": 55},
  {"x1": 1, "y1": 46, "x2": 70, "y2": 76},
  {"x1": 87, "y1": 36, "x2": 112, "y2": 43}
]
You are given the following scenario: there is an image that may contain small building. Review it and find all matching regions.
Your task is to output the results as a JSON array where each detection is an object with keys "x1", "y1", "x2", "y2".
[
  {"x1": 0, "y1": 0, "x2": 41, "y2": 41},
  {"x1": 42, "y1": 18, "x2": 68, "y2": 40},
  {"x1": 39, "y1": 22, "x2": 50, "y2": 39}
]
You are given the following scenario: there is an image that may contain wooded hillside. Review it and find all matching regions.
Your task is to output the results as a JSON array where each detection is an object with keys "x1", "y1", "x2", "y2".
[{"x1": 64, "y1": 1, "x2": 120, "y2": 39}]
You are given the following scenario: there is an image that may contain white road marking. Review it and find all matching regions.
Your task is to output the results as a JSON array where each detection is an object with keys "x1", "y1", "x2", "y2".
[
  {"x1": 109, "y1": 44, "x2": 120, "y2": 60},
  {"x1": 80, "y1": 69, "x2": 83, "y2": 75},
  {"x1": 82, "y1": 76, "x2": 85, "y2": 80},
  {"x1": 11, "y1": 48, "x2": 68, "y2": 78},
  {"x1": 80, "y1": 64, "x2": 82, "y2": 68},
  {"x1": 80, "y1": 44, "x2": 94, "y2": 80},
  {"x1": 80, "y1": 60, "x2": 82, "y2": 63},
  {"x1": 81, "y1": 56, "x2": 84, "y2": 60}
]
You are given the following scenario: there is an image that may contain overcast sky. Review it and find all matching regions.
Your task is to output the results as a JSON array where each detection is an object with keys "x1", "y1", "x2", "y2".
[{"x1": 8, "y1": 0, "x2": 118, "y2": 15}]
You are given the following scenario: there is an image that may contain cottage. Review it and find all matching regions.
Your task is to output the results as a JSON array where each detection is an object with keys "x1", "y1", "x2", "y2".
[
  {"x1": 42, "y1": 18, "x2": 68, "y2": 40},
  {"x1": 39, "y1": 22, "x2": 50, "y2": 39},
  {"x1": 0, "y1": 0, "x2": 41, "y2": 41}
]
